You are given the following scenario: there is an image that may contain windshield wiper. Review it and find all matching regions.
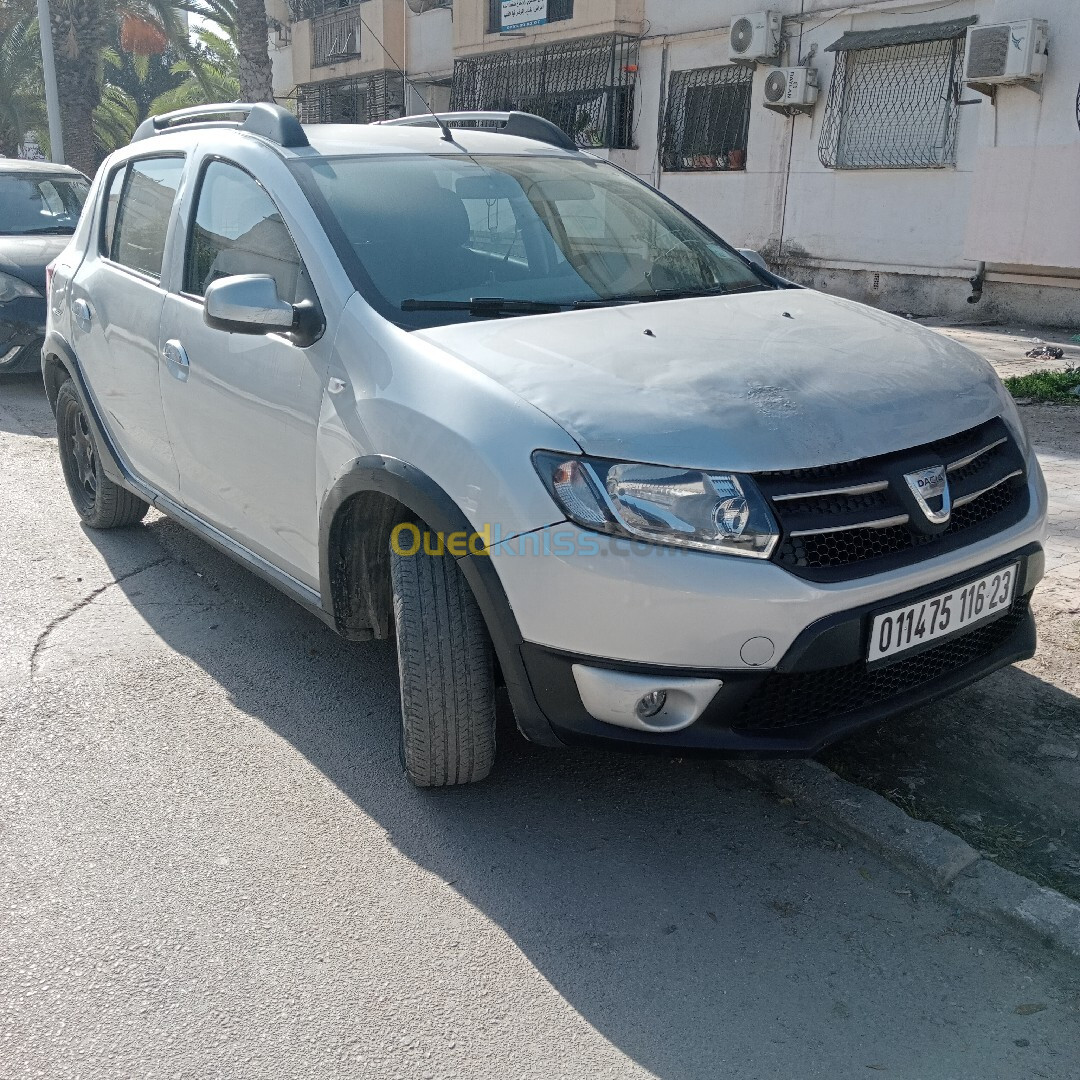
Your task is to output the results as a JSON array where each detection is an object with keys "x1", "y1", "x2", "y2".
[
  {"x1": 401, "y1": 297, "x2": 568, "y2": 317},
  {"x1": 21, "y1": 226, "x2": 76, "y2": 235},
  {"x1": 573, "y1": 283, "x2": 769, "y2": 309}
]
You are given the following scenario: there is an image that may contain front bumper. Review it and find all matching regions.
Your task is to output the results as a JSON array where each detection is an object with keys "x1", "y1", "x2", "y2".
[
  {"x1": 520, "y1": 545, "x2": 1041, "y2": 753},
  {"x1": 0, "y1": 297, "x2": 46, "y2": 374}
]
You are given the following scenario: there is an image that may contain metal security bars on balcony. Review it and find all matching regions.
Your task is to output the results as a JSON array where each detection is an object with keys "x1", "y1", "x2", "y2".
[
  {"x1": 295, "y1": 72, "x2": 404, "y2": 123},
  {"x1": 286, "y1": 0, "x2": 355, "y2": 20},
  {"x1": 818, "y1": 18, "x2": 974, "y2": 170},
  {"x1": 487, "y1": 0, "x2": 574, "y2": 34},
  {"x1": 661, "y1": 66, "x2": 753, "y2": 172},
  {"x1": 312, "y1": 7, "x2": 363, "y2": 66},
  {"x1": 451, "y1": 34, "x2": 637, "y2": 149}
]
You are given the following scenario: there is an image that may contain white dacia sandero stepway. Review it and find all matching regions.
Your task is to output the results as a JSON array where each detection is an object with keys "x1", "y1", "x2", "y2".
[{"x1": 44, "y1": 104, "x2": 1047, "y2": 785}]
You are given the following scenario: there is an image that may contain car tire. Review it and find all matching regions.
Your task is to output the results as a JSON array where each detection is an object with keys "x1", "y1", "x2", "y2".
[
  {"x1": 56, "y1": 379, "x2": 149, "y2": 529},
  {"x1": 390, "y1": 536, "x2": 496, "y2": 787}
]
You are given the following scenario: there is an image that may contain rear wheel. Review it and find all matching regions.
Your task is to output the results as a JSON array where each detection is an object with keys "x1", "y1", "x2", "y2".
[
  {"x1": 56, "y1": 379, "x2": 148, "y2": 529},
  {"x1": 390, "y1": 538, "x2": 496, "y2": 787}
]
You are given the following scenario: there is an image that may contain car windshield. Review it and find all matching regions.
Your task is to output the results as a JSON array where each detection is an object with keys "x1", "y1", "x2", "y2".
[
  {"x1": 298, "y1": 153, "x2": 770, "y2": 328},
  {"x1": 0, "y1": 172, "x2": 89, "y2": 236}
]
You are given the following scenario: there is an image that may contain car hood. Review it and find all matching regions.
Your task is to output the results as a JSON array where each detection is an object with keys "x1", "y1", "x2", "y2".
[
  {"x1": 0, "y1": 234, "x2": 71, "y2": 291},
  {"x1": 414, "y1": 289, "x2": 1012, "y2": 473}
]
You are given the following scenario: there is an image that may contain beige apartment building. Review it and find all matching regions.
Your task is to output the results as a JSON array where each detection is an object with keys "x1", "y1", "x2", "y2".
[{"x1": 268, "y1": 0, "x2": 1080, "y2": 327}]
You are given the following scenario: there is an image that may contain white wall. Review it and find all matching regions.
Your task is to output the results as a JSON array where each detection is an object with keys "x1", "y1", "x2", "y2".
[{"x1": 631, "y1": 0, "x2": 1080, "y2": 296}]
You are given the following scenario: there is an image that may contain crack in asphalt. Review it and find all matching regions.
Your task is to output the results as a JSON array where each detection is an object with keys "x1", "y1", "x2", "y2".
[{"x1": 29, "y1": 556, "x2": 171, "y2": 679}]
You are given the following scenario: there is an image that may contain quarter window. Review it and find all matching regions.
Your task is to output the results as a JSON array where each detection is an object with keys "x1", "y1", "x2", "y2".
[
  {"x1": 661, "y1": 66, "x2": 753, "y2": 172},
  {"x1": 108, "y1": 157, "x2": 185, "y2": 278},
  {"x1": 185, "y1": 161, "x2": 313, "y2": 306}
]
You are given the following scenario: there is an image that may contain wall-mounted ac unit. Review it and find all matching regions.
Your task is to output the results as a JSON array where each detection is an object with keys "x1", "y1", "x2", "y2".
[
  {"x1": 964, "y1": 19, "x2": 1048, "y2": 93},
  {"x1": 762, "y1": 66, "x2": 818, "y2": 114},
  {"x1": 728, "y1": 11, "x2": 782, "y2": 65}
]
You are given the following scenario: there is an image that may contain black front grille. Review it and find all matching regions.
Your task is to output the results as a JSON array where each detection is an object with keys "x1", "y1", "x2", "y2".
[
  {"x1": 757, "y1": 418, "x2": 1029, "y2": 581},
  {"x1": 732, "y1": 593, "x2": 1030, "y2": 732}
]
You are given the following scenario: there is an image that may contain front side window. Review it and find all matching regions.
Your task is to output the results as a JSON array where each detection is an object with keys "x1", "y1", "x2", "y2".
[
  {"x1": 0, "y1": 172, "x2": 88, "y2": 236},
  {"x1": 109, "y1": 157, "x2": 185, "y2": 278},
  {"x1": 819, "y1": 34, "x2": 965, "y2": 169},
  {"x1": 661, "y1": 66, "x2": 753, "y2": 172},
  {"x1": 299, "y1": 153, "x2": 769, "y2": 329},
  {"x1": 185, "y1": 161, "x2": 313, "y2": 306}
]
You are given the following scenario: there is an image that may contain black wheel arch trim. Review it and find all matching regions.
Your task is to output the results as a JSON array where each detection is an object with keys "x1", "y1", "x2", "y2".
[
  {"x1": 42, "y1": 332, "x2": 139, "y2": 493},
  {"x1": 319, "y1": 456, "x2": 565, "y2": 746}
]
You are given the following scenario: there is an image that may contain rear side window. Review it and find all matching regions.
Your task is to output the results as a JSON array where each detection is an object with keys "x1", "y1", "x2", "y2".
[
  {"x1": 184, "y1": 160, "x2": 313, "y2": 305},
  {"x1": 108, "y1": 157, "x2": 185, "y2": 279}
]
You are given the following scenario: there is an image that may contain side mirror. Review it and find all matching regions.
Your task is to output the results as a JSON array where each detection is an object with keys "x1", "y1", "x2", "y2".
[
  {"x1": 204, "y1": 274, "x2": 323, "y2": 346},
  {"x1": 737, "y1": 248, "x2": 769, "y2": 271}
]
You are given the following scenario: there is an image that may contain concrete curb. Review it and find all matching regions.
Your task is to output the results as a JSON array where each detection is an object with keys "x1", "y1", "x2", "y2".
[{"x1": 733, "y1": 758, "x2": 1080, "y2": 962}]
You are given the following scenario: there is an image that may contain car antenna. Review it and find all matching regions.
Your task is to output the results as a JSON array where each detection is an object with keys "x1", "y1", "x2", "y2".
[{"x1": 355, "y1": 11, "x2": 456, "y2": 144}]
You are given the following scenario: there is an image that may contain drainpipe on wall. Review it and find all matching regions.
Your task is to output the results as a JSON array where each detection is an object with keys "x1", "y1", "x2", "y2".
[
  {"x1": 968, "y1": 262, "x2": 986, "y2": 304},
  {"x1": 653, "y1": 42, "x2": 670, "y2": 191}
]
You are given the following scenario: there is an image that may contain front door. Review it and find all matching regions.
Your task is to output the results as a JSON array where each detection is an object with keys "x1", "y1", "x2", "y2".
[
  {"x1": 68, "y1": 155, "x2": 186, "y2": 493},
  {"x1": 158, "y1": 159, "x2": 326, "y2": 588}
]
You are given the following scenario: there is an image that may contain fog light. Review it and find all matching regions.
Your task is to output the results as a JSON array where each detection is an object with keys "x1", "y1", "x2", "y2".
[{"x1": 636, "y1": 690, "x2": 667, "y2": 719}]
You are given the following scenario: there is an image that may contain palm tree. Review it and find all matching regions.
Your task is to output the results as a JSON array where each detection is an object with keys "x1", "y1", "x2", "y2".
[
  {"x1": 232, "y1": 0, "x2": 272, "y2": 102},
  {"x1": 46, "y1": 0, "x2": 209, "y2": 174},
  {"x1": 0, "y1": 10, "x2": 46, "y2": 157},
  {"x1": 149, "y1": 25, "x2": 239, "y2": 113}
]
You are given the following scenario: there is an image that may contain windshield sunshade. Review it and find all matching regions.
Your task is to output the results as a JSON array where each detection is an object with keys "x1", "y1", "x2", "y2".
[{"x1": 0, "y1": 174, "x2": 89, "y2": 236}]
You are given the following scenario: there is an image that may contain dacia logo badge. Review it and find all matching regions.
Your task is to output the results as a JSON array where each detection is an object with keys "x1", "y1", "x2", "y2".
[{"x1": 904, "y1": 464, "x2": 951, "y2": 525}]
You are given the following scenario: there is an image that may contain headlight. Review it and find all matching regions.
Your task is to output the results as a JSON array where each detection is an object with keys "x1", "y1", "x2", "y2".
[
  {"x1": 0, "y1": 271, "x2": 42, "y2": 303},
  {"x1": 534, "y1": 452, "x2": 779, "y2": 558}
]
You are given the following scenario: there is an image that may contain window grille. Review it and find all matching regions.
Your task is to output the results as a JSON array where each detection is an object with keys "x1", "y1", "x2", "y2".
[
  {"x1": 312, "y1": 7, "x2": 363, "y2": 67},
  {"x1": 487, "y1": 0, "x2": 574, "y2": 34},
  {"x1": 660, "y1": 66, "x2": 753, "y2": 172},
  {"x1": 296, "y1": 72, "x2": 404, "y2": 124},
  {"x1": 286, "y1": 0, "x2": 360, "y2": 20},
  {"x1": 451, "y1": 34, "x2": 637, "y2": 149},
  {"x1": 818, "y1": 34, "x2": 967, "y2": 169}
]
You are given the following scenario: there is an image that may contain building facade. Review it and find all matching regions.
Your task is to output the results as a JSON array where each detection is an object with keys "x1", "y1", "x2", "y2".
[{"x1": 270, "y1": 0, "x2": 1080, "y2": 327}]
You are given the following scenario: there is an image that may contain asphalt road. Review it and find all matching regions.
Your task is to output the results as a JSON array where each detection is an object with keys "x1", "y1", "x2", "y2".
[{"x1": 2, "y1": 372, "x2": 1079, "y2": 1080}]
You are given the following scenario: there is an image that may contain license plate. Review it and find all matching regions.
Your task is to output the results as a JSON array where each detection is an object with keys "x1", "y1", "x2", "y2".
[{"x1": 867, "y1": 563, "x2": 1018, "y2": 663}]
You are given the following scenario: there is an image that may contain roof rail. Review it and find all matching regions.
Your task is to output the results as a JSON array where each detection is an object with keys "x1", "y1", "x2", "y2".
[
  {"x1": 376, "y1": 111, "x2": 578, "y2": 153},
  {"x1": 131, "y1": 102, "x2": 309, "y2": 149}
]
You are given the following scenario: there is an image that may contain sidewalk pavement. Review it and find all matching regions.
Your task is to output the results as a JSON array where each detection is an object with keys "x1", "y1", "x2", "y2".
[{"x1": 822, "y1": 321, "x2": 1080, "y2": 902}]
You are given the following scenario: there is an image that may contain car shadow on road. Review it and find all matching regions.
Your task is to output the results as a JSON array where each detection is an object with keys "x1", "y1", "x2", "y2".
[{"x1": 83, "y1": 515, "x2": 1079, "y2": 1079}]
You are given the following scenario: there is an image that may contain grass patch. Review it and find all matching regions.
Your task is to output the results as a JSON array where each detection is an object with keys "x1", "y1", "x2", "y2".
[{"x1": 1004, "y1": 367, "x2": 1080, "y2": 403}]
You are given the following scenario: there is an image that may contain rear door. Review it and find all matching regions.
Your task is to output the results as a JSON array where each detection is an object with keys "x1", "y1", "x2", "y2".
[{"x1": 67, "y1": 155, "x2": 185, "y2": 493}]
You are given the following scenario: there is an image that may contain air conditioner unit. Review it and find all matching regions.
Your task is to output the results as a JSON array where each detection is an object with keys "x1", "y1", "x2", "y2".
[
  {"x1": 964, "y1": 19, "x2": 1048, "y2": 90},
  {"x1": 762, "y1": 66, "x2": 818, "y2": 114},
  {"x1": 728, "y1": 11, "x2": 783, "y2": 64}
]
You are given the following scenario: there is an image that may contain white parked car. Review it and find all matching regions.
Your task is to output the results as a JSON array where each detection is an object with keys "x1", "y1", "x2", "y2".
[{"x1": 44, "y1": 105, "x2": 1046, "y2": 786}]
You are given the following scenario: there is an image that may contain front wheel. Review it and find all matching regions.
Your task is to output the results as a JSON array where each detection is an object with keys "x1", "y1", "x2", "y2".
[
  {"x1": 390, "y1": 538, "x2": 496, "y2": 787},
  {"x1": 56, "y1": 379, "x2": 149, "y2": 529}
]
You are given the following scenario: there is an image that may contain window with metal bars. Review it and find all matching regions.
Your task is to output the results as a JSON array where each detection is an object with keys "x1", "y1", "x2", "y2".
[
  {"x1": 286, "y1": 0, "x2": 354, "y2": 20},
  {"x1": 451, "y1": 34, "x2": 637, "y2": 149},
  {"x1": 661, "y1": 66, "x2": 753, "y2": 172},
  {"x1": 487, "y1": 0, "x2": 574, "y2": 34},
  {"x1": 818, "y1": 34, "x2": 967, "y2": 169},
  {"x1": 312, "y1": 7, "x2": 363, "y2": 67},
  {"x1": 295, "y1": 72, "x2": 404, "y2": 124}
]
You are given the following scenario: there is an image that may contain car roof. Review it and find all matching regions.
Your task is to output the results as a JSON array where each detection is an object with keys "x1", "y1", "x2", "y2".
[{"x1": 0, "y1": 157, "x2": 88, "y2": 178}]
